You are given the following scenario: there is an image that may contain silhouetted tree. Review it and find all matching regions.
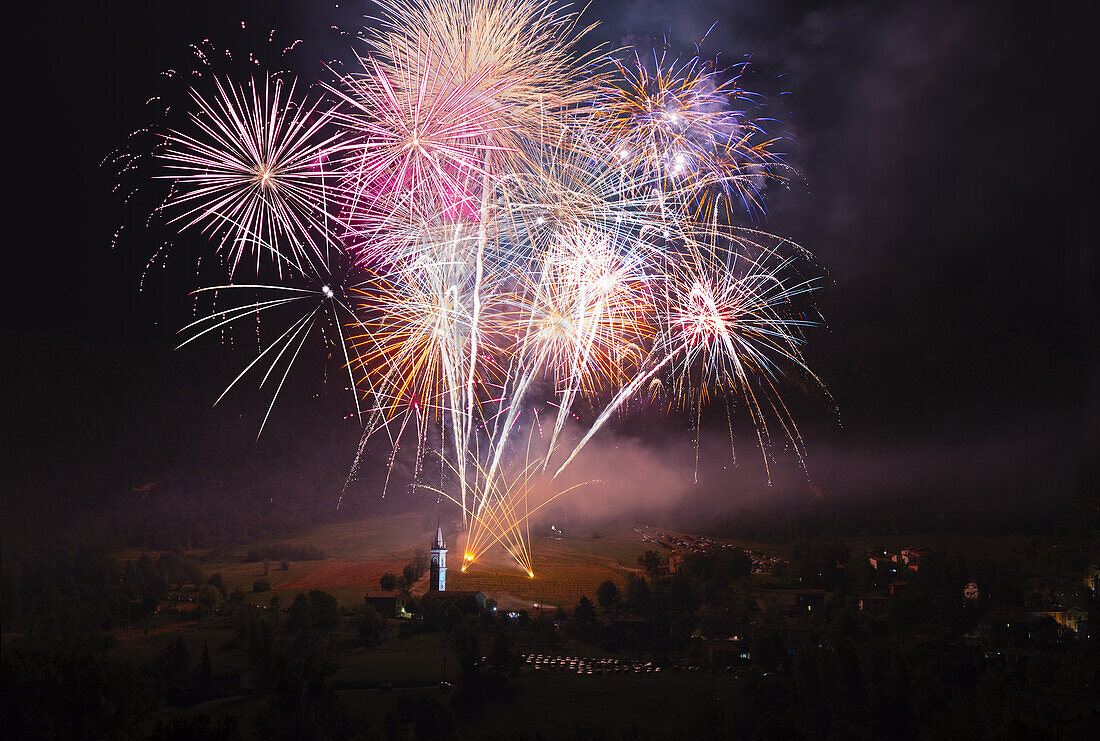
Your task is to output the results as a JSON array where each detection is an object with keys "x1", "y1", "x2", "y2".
[
  {"x1": 287, "y1": 593, "x2": 313, "y2": 634},
  {"x1": 159, "y1": 635, "x2": 190, "y2": 676},
  {"x1": 596, "y1": 580, "x2": 618, "y2": 612},
  {"x1": 355, "y1": 602, "x2": 387, "y2": 646},
  {"x1": 571, "y1": 596, "x2": 597, "y2": 640},
  {"x1": 206, "y1": 573, "x2": 227, "y2": 598},
  {"x1": 307, "y1": 590, "x2": 340, "y2": 631},
  {"x1": 193, "y1": 643, "x2": 213, "y2": 702},
  {"x1": 196, "y1": 584, "x2": 221, "y2": 615},
  {"x1": 639, "y1": 550, "x2": 662, "y2": 577}
]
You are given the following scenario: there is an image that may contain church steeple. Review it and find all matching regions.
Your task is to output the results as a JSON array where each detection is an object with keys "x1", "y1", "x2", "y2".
[{"x1": 429, "y1": 521, "x2": 447, "y2": 592}]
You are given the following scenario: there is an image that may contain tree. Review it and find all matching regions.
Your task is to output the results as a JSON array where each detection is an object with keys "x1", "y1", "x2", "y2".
[
  {"x1": 390, "y1": 695, "x2": 455, "y2": 741},
  {"x1": 193, "y1": 643, "x2": 213, "y2": 702},
  {"x1": 413, "y1": 549, "x2": 429, "y2": 577},
  {"x1": 452, "y1": 617, "x2": 480, "y2": 678},
  {"x1": 156, "y1": 551, "x2": 185, "y2": 589},
  {"x1": 146, "y1": 714, "x2": 241, "y2": 741},
  {"x1": 379, "y1": 573, "x2": 397, "y2": 591},
  {"x1": 268, "y1": 595, "x2": 281, "y2": 633},
  {"x1": 639, "y1": 550, "x2": 662, "y2": 577},
  {"x1": 355, "y1": 602, "x2": 387, "y2": 646},
  {"x1": 308, "y1": 590, "x2": 340, "y2": 631},
  {"x1": 159, "y1": 635, "x2": 190, "y2": 676},
  {"x1": 752, "y1": 632, "x2": 786, "y2": 672},
  {"x1": 571, "y1": 596, "x2": 597, "y2": 640},
  {"x1": 183, "y1": 558, "x2": 204, "y2": 588},
  {"x1": 403, "y1": 563, "x2": 418, "y2": 586},
  {"x1": 206, "y1": 573, "x2": 227, "y2": 598},
  {"x1": 624, "y1": 572, "x2": 650, "y2": 609},
  {"x1": 252, "y1": 579, "x2": 271, "y2": 593},
  {"x1": 491, "y1": 627, "x2": 514, "y2": 677},
  {"x1": 596, "y1": 580, "x2": 618, "y2": 612},
  {"x1": 197, "y1": 584, "x2": 221, "y2": 615},
  {"x1": 287, "y1": 593, "x2": 314, "y2": 634}
]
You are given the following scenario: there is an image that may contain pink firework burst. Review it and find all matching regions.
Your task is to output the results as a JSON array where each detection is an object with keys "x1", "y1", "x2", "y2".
[
  {"x1": 328, "y1": 35, "x2": 519, "y2": 264},
  {"x1": 159, "y1": 74, "x2": 345, "y2": 276}
]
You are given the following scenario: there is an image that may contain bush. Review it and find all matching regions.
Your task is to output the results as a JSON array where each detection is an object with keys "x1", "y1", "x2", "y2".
[{"x1": 252, "y1": 580, "x2": 271, "y2": 593}]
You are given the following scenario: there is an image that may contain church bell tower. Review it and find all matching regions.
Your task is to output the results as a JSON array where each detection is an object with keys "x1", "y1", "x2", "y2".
[{"x1": 429, "y1": 524, "x2": 446, "y2": 592}]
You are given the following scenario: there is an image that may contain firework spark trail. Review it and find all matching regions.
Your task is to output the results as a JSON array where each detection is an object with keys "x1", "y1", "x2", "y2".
[
  {"x1": 421, "y1": 436, "x2": 592, "y2": 575},
  {"x1": 121, "y1": 0, "x2": 826, "y2": 576}
]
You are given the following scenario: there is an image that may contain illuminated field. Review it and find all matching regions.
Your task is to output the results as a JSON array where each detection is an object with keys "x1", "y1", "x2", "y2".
[
  {"x1": 118, "y1": 513, "x2": 656, "y2": 609},
  {"x1": 447, "y1": 526, "x2": 652, "y2": 608},
  {"x1": 260, "y1": 514, "x2": 654, "y2": 607}
]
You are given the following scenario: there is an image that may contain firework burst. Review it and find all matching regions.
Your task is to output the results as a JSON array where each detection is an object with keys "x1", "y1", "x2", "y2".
[
  {"x1": 159, "y1": 75, "x2": 344, "y2": 275},
  {"x1": 596, "y1": 51, "x2": 787, "y2": 220},
  {"x1": 120, "y1": 0, "x2": 826, "y2": 576}
]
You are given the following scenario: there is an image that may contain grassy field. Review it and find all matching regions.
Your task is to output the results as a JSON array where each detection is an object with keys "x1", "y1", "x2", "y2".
[
  {"x1": 328, "y1": 670, "x2": 741, "y2": 740},
  {"x1": 455, "y1": 671, "x2": 739, "y2": 738},
  {"x1": 331, "y1": 631, "x2": 452, "y2": 688},
  {"x1": 447, "y1": 523, "x2": 654, "y2": 609}
]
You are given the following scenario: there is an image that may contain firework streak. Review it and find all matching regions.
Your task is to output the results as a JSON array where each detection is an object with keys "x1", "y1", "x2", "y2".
[{"x1": 138, "y1": 0, "x2": 825, "y2": 575}]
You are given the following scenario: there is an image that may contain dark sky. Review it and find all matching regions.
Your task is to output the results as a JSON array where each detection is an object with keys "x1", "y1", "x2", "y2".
[{"x1": 3, "y1": 0, "x2": 1097, "y2": 526}]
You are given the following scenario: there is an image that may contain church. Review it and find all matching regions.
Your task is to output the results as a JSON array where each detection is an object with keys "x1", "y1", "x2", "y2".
[
  {"x1": 426, "y1": 525, "x2": 488, "y2": 611},
  {"x1": 429, "y1": 524, "x2": 447, "y2": 592}
]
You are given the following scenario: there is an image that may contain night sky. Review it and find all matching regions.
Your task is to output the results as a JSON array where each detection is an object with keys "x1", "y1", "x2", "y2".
[{"x1": 4, "y1": 0, "x2": 1096, "y2": 534}]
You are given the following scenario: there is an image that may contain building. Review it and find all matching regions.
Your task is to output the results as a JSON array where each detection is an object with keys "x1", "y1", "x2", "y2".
[
  {"x1": 900, "y1": 548, "x2": 929, "y2": 566},
  {"x1": 668, "y1": 552, "x2": 685, "y2": 574},
  {"x1": 793, "y1": 589, "x2": 827, "y2": 613},
  {"x1": 860, "y1": 596, "x2": 891, "y2": 616},
  {"x1": 430, "y1": 524, "x2": 447, "y2": 592},
  {"x1": 423, "y1": 590, "x2": 489, "y2": 613},
  {"x1": 1085, "y1": 564, "x2": 1100, "y2": 595},
  {"x1": 365, "y1": 590, "x2": 411, "y2": 619},
  {"x1": 707, "y1": 637, "x2": 749, "y2": 668},
  {"x1": 867, "y1": 552, "x2": 900, "y2": 574}
]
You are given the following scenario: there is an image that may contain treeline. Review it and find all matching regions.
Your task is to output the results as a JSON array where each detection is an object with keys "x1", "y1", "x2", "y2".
[
  {"x1": 1, "y1": 543, "x2": 150, "y2": 635},
  {"x1": 558, "y1": 543, "x2": 1095, "y2": 739},
  {"x1": 2, "y1": 585, "x2": 368, "y2": 740},
  {"x1": 244, "y1": 544, "x2": 326, "y2": 563},
  {"x1": 1, "y1": 538, "x2": 334, "y2": 635}
]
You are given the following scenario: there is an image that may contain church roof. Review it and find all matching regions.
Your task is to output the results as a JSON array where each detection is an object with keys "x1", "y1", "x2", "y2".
[{"x1": 432, "y1": 525, "x2": 446, "y2": 550}]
